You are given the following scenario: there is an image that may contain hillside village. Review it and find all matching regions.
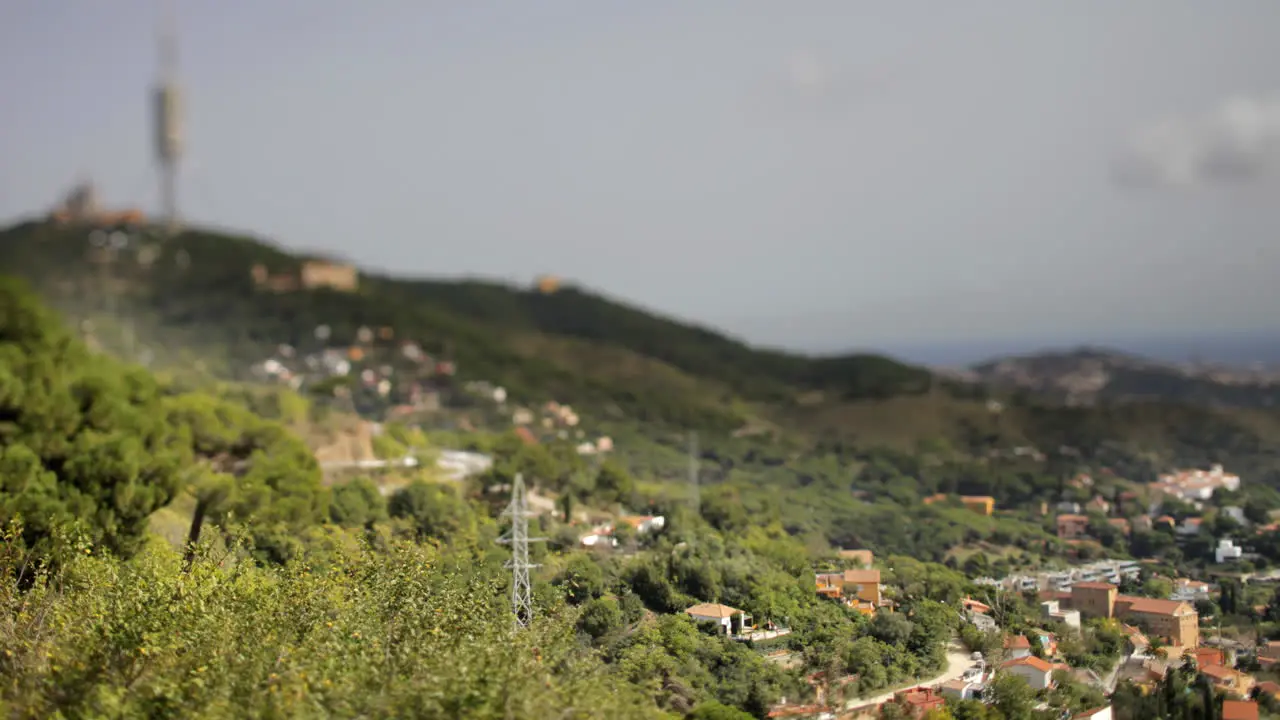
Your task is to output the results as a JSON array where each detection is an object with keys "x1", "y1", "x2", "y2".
[
  {"x1": 205, "y1": 276, "x2": 1280, "y2": 719},
  {"x1": 12, "y1": 214, "x2": 1280, "y2": 718}
]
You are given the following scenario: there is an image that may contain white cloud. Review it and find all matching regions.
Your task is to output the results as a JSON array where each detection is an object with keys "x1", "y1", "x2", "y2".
[{"x1": 1114, "y1": 95, "x2": 1280, "y2": 188}]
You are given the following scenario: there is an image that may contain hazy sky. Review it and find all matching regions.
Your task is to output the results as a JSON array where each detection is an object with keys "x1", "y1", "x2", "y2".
[{"x1": 4, "y1": 1, "x2": 1280, "y2": 356}]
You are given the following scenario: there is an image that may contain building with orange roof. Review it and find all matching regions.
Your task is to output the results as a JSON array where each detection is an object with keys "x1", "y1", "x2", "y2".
[
  {"x1": 960, "y1": 496, "x2": 996, "y2": 516},
  {"x1": 1073, "y1": 706, "x2": 1112, "y2": 720},
  {"x1": 685, "y1": 603, "x2": 752, "y2": 635},
  {"x1": 1058, "y1": 514, "x2": 1090, "y2": 540},
  {"x1": 1055, "y1": 582, "x2": 1199, "y2": 648},
  {"x1": 1001, "y1": 656, "x2": 1058, "y2": 690},
  {"x1": 815, "y1": 569, "x2": 881, "y2": 606},
  {"x1": 1004, "y1": 634, "x2": 1032, "y2": 659},
  {"x1": 894, "y1": 686, "x2": 946, "y2": 717},
  {"x1": 1222, "y1": 700, "x2": 1259, "y2": 720},
  {"x1": 1259, "y1": 641, "x2": 1280, "y2": 669},
  {"x1": 1200, "y1": 663, "x2": 1254, "y2": 697},
  {"x1": 1194, "y1": 647, "x2": 1226, "y2": 668},
  {"x1": 1255, "y1": 681, "x2": 1280, "y2": 700}
]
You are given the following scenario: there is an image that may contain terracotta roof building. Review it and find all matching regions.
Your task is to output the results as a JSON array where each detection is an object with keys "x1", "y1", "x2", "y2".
[
  {"x1": 1054, "y1": 582, "x2": 1199, "y2": 649},
  {"x1": 1222, "y1": 700, "x2": 1259, "y2": 720}
]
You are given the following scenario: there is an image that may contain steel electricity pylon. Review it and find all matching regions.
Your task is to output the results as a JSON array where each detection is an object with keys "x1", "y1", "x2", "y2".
[{"x1": 498, "y1": 473, "x2": 545, "y2": 629}]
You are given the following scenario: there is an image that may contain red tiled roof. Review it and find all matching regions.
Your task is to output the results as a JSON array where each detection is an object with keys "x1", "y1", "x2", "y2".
[
  {"x1": 1004, "y1": 635, "x2": 1031, "y2": 649},
  {"x1": 1116, "y1": 595, "x2": 1192, "y2": 617},
  {"x1": 1223, "y1": 700, "x2": 1259, "y2": 720},
  {"x1": 1200, "y1": 664, "x2": 1241, "y2": 681},
  {"x1": 1256, "y1": 681, "x2": 1280, "y2": 696},
  {"x1": 1003, "y1": 656, "x2": 1054, "y2": 673}
]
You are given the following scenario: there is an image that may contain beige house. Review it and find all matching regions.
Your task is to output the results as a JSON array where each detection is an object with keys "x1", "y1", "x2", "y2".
[{"x1": 685, "y1": 603, "x2": 752, "y2": 635}]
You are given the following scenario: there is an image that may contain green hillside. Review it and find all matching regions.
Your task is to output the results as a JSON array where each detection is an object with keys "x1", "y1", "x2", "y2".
[
  {"x1": 0, "y1": 219, "x2": 935, "y2": 431},
  {"x1": 8, "y1": 217, "x2": 1280, "y2": 492}
]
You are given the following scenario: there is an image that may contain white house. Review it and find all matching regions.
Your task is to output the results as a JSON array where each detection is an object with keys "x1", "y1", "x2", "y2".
[
  {"x1": 435, "y1": 450, "x2": 494, "y2": 481},
  {"x1": 580, "y1": 516, "x2": 666, "y2": 548},
  {"x1": 1177, "y1": 518, "x2": 1204, "y2": 536},
  {"x1": 618, "y1": 515, "x2": 666, "y2": 535},
  {"x1": 939, "y1": 678, "x2": 984, "y2": 701},
  {"x1": 1042, "y1": 600, "x2": 1082, "y2": 630},
  {"x1": 1215, "y1": 538, "x2": 1244, "y2": 564},
  {"x1": 1170, "y1": 579, "x2": 1212, "y2": 602},
  {"x1": 685, "y1": 603, "x2": 751, "y2": 635},
  {"x1": 1001, "y1": 656, "x2": 1056, "y2": 690},
  {"x1": 579, "y1": 529, "x2": 617, "y2": 548},
  {"x1": 1004, "y1": 635, "x2": 1032, "y2": 660}
]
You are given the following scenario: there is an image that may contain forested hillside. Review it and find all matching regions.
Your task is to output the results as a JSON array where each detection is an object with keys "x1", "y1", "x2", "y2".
[
  {"x1": 11, "y1": 218, "x2": 1280, "y2": 495},
  {"x1": 0, "y1": 276, "x2": 981, "y2": 719}
]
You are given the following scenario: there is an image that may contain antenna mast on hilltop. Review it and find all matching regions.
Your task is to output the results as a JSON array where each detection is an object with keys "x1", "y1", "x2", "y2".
[
  {"x1": 153, "y1": 0, "x2": 184, "y2": 236},
  {"x1": 498, "y1": 474, "x2": 545, "y2": 629}
]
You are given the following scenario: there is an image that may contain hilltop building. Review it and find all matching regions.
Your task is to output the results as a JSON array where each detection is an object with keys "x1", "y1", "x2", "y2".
[
  {"x1": 251, "y1": 260, "x2": 358, "y2": 293},
  {"x1": 48, "y1": 180, "x2": 145, "y2": 227},
  {"x1": 534, "y1": 275, "x2": 561, "y2": 294}
]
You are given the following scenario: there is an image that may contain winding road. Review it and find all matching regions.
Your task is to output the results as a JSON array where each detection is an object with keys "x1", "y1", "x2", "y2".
[{"x1": 844, "y1": 644, "x2": 974, "y2": 710}]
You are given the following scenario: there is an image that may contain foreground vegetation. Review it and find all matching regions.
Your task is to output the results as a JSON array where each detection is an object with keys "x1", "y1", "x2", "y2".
[{"x1": 0, "y1": 529, "x2": 662, "y2": 720}]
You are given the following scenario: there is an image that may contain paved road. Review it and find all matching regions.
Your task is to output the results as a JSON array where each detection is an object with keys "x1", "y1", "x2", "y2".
[{"x1": 844, "y1": 644, "x2": 973, "y2": 710}]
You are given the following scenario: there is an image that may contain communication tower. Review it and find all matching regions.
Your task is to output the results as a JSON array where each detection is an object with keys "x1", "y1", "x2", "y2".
[
  {"x1": 153, "y1": 0, "x2": 183, "y2": 235},
  {"x1": 497, "y1": 473, "x2": 545, "y2": 629}
]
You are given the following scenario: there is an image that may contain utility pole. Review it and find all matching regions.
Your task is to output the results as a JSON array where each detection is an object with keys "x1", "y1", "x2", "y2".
[
  {"x1": 90, "y1": 229, "x2": 137, "y2": 362},
  {"x1": 688, "y1": 431, "x2": 700, "y2": 517},
  {"x1": 498, "y1": 473, "x2": 545, "y2": 629}
]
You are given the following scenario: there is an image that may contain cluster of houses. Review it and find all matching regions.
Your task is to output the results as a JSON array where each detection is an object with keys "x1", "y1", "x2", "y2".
[
  {"x1": 976, "y1": 558, "x2": 1144, "y2": 595},
  {"x1": 578, "y1": 514, "x2": 666, "y2": 549},
  {"x1": 248, "y1": 325, "x2": 620, "y2": 460},
  {"x1": 1050, "y1": 465, "x2": 1256, "y2": 565},
  {"x1": 251, "y1": 325, "x2": 454, "y2": 412},
  {"x1": 512, "y1": 401, "x2": 614, "y2": 456},
  {"x1": 1151, "y1": 465, "x2": 1242, "y2": 506},
  {"x1": 766, "y1": 545, "x2": 1280, "y2": 720}
]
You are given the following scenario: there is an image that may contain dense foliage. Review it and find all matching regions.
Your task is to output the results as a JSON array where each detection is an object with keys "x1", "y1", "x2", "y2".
[
  {"x1": 0, "y1": 529, "x2": 663, "y2": 720},
  {"x1": 0, "y1": 279, "x2": 990, "y2": 718}
]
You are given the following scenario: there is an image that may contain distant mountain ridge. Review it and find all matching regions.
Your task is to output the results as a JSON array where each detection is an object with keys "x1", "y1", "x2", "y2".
[{"x1": 962, "y1": 346, "x2": 1280, "y2": 408}]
